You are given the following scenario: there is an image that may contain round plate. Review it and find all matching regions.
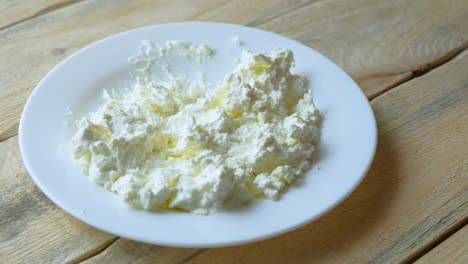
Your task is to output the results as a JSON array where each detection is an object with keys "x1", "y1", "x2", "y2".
[{"x1": 19, "y1": 22, "x2": 377, "y2": 247}]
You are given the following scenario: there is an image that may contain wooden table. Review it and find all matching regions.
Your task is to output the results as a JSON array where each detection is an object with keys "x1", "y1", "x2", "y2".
[{"x1": 1, "y1": 0, "x2": 467, "y2": 263}]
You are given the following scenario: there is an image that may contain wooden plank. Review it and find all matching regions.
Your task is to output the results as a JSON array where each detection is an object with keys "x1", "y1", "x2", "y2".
[
  {"x1": 1, "y1": 0, "x2": 467, "y2": 142},
  {"x1": 183, "y1": 51, "x2": 468, "y2": 263},
  {"x1": 0, "y1": 0, "x2": 314, "y2": 142},
  {"x1": 415, "y1": 225, "x2": 468, "y2": 264},
  {"x1": 0, "y1": 137, "x2": 116, "y2": 263},
  {"x1": 258, "y1": 0, "x2": 468, "y2": 98},
  {"x1": 0, "y1": 0, "x2": 77, "y2": 30},
  {"x1": 80, "y1": 239, "x2": 200, "y2": 264}
]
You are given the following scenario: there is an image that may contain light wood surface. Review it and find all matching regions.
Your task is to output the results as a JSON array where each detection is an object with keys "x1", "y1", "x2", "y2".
[
  {"x1": 0, "y1": 138, "x2": 116, "y2": 263},
  {"x1": 415, "y1": 225, "x2": 468, "y2": 264},
  {"x1": 0, "y1": 0, "x2": 73, "y2": 30},
  {"x1": 81, "y1": 239, "x2": 200, "y2": 264},
  {"x1": 259, "y1": 0, "x2": 468, "y2": 98},
  {"x1": 1, "y1": 0, "x2": 467, "y2": 141},
  {"x1": 1, "y1": 0, "x2": 467, "y2": 263}
]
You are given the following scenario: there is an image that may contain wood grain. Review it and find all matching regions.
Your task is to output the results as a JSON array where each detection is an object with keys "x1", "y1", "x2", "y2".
[
  {"x1": 1, "y1": 0, "x2": 467, "y2": 142},
  {"x1": 80, "y1": 239, "x2": 200, "y2": 264},
  {"x1": 415, "y1": 224, "x2": 468, "y2": 264},
  {"x1": 183, "y1": 51, "x2": 468, "y2": 264},
  {"x1": 258, "y1": 0, "x2": 468, "y2": 98},
  {"x1": 0, "y1": 137, "x2": 116, "y2": 263},
  {"x1": 0, "y1": 0, "x2": 79, "y2": 30}
]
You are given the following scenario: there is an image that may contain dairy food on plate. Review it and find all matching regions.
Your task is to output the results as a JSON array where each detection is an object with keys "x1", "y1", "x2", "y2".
[{"x1": 69, "y1": 40, "x2": 321, "y2": 214}]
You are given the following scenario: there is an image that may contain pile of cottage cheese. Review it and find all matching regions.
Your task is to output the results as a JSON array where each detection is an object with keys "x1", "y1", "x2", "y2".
[{"x1": 69, "y1": 41, "x2": 321, "y2": 214}]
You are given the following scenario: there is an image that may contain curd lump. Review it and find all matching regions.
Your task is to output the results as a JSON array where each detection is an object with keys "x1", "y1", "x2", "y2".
[{"x1": 69, "y1": 41, "x2": 321, "y2": 214}]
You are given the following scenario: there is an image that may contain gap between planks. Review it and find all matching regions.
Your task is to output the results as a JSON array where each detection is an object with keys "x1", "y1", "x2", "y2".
[
  {"x1": 246, "y1": 0, "x2": 327, "y2": 27},
  {"x1": 0, "y1": 0, "x2": 323, "y2": 33},
  {"x1": 69, "y1": 237, "x2": 119, "y2": 264},
  {"x1": 405, "y1": 221, "x2": 468, "y2": 264},
  {"x1": 0, "y1": 133, "x2": 16, "y2": 144},
  {"x1": 0, "y1": 0, "x2": 85, "y2": 32},
  {"x1": 367, "y1": 41, "x2": 468, "y2": 100},
  {"x1": 177, "y1": 249, "x2": 209, "y2": 264}
]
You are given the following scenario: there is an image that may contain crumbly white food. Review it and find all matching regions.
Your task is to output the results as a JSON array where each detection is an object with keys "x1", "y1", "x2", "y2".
[
  {"x1": 129, "y1": 40, "x2": 214, "y2": 69},
  {"x1": 69, "y1": 41, "x2": 321, "y2": 214}
]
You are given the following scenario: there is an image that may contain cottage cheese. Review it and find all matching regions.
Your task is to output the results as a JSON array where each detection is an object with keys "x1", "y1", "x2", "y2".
[{"x1": 69, "y1": 41, "x2": 321, "y2": 214}]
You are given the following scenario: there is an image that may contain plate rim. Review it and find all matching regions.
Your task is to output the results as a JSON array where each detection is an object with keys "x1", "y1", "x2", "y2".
[{"x1": 18, "y1": 21, "x2": 377, "y2": 247}]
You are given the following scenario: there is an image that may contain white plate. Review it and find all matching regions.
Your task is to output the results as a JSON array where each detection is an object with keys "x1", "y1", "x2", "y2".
[{"x1": 19, "y1": 22, "x2": 377, "y2": 247}]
